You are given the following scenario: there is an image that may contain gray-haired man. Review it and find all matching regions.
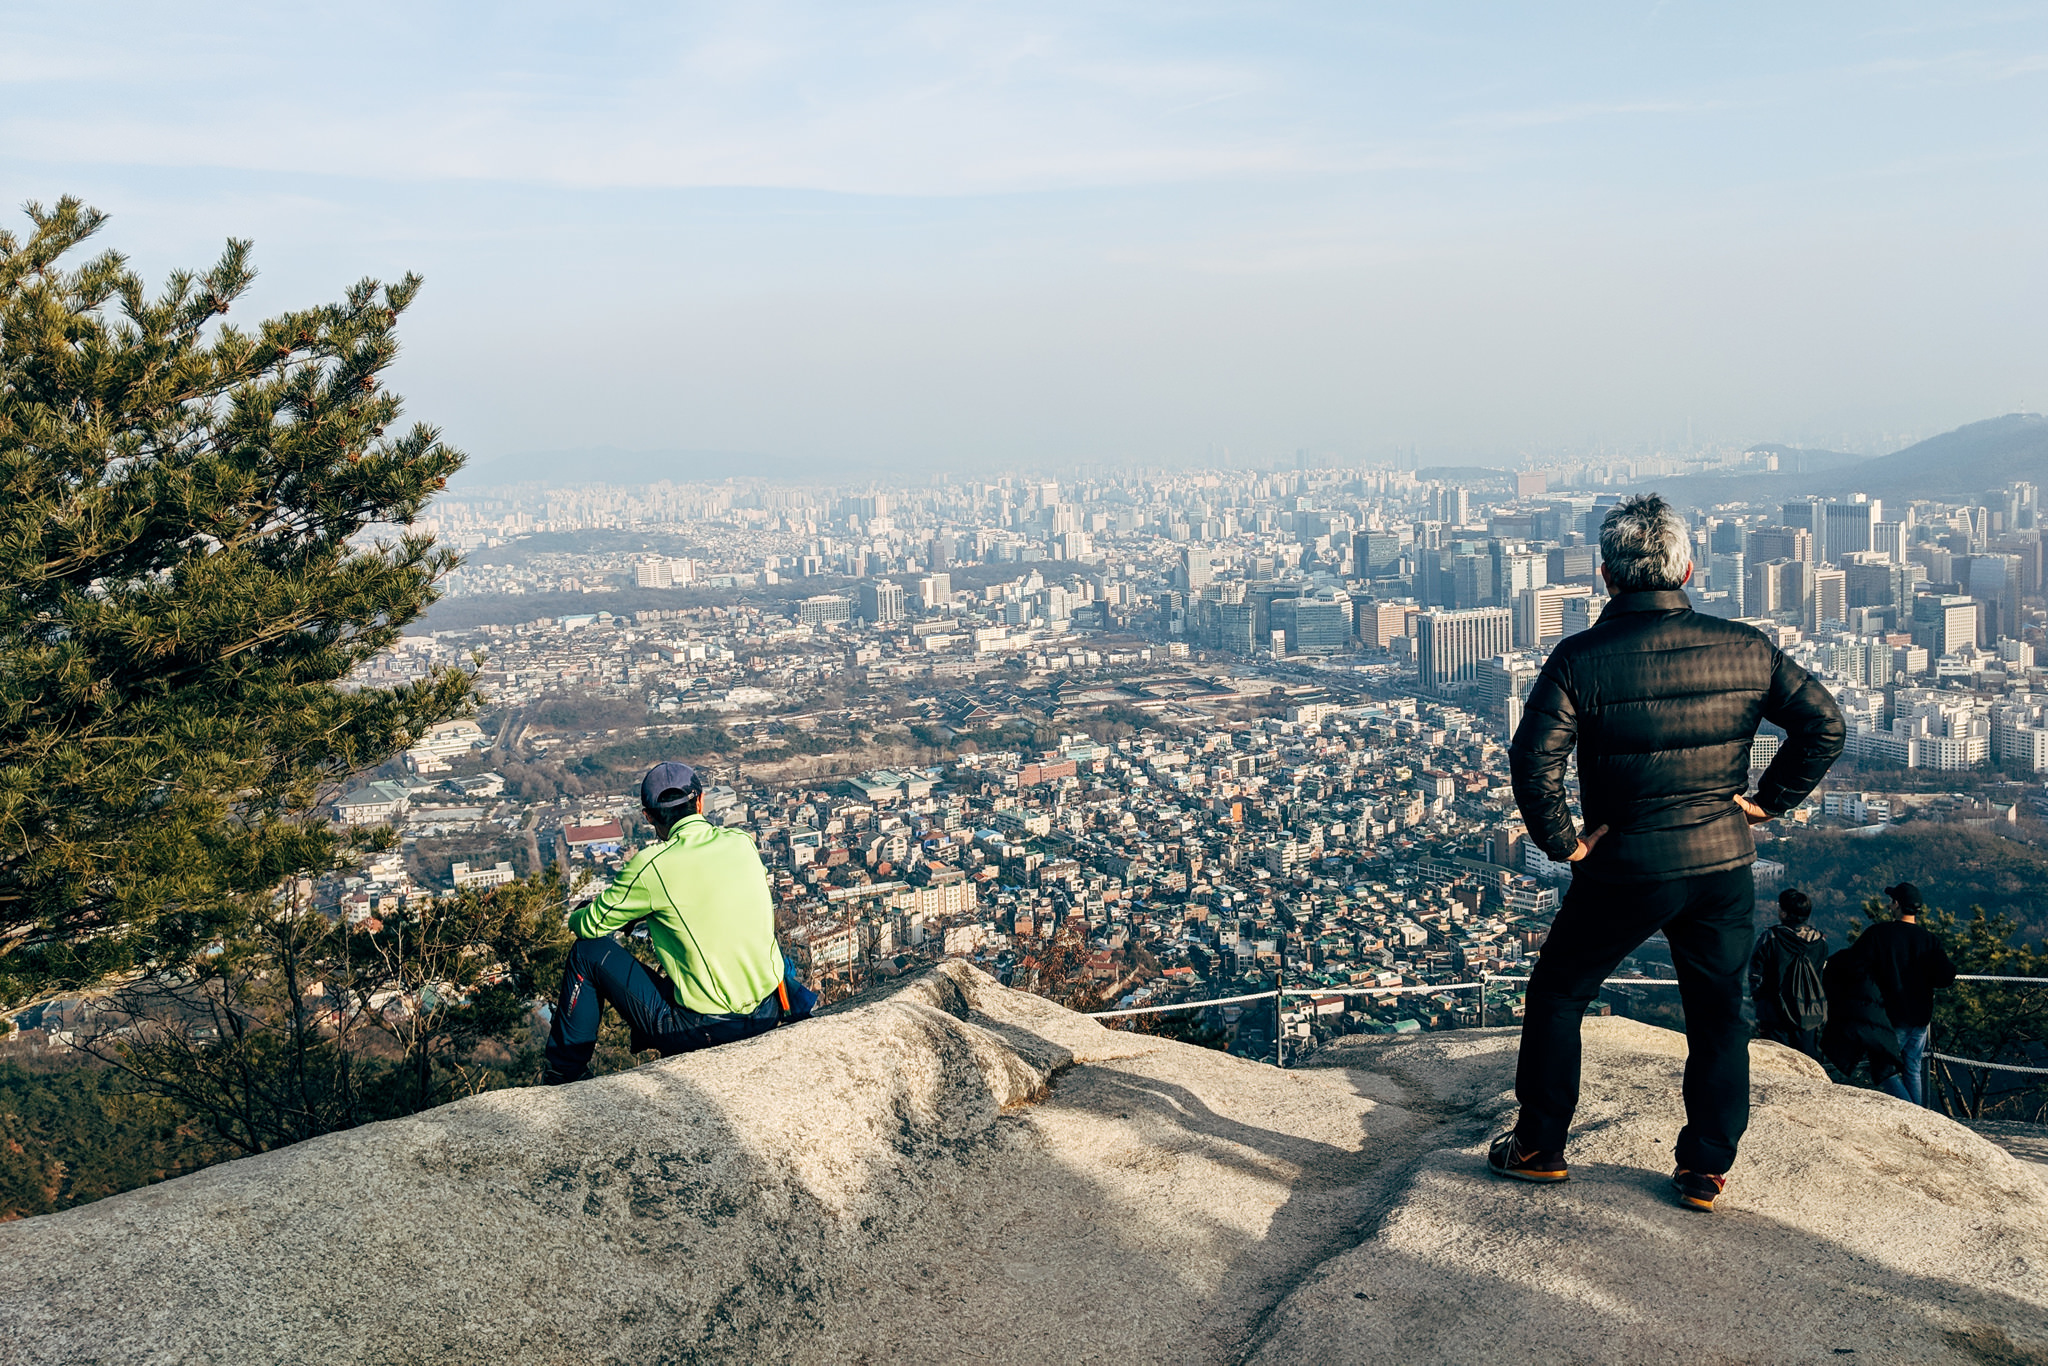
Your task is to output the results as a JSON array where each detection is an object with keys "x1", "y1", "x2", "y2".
[{"x1": 1496, "y1": 494, "x2": 1844, "y2": 1211}]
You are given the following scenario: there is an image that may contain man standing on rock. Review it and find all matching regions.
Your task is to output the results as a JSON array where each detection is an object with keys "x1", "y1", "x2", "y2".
[
  {"x1": 542, "y1": 762, "x2": 812, "y2": 1085},
  {"x1": 1841, "y1": 883, "x2": 1957, "y2": 1106},
  {"x1": 1499, "y1": 494, "x2": 1845, "y2": 1212}
]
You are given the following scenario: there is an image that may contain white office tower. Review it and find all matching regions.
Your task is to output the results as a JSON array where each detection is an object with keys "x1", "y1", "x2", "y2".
[
  {"x1": 1416, "y1": 608, "x2": 1512, "y2": 694},
  {"x1": 1823, "y1": 496, "x2": 1881, "y2": 563}
]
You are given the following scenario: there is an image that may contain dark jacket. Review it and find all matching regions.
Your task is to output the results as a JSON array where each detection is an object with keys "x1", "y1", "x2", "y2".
[
  {"x1": 1510, "y1": 591, "x2": 1845, "y2": 883},
  {"x1": 1823, "y1": 948, "x2": 1905, "y2": 1081},
  {"x1": 1751, "y1": 922, "x2": 1829, "y2": 1030},
  {"x1": 1845, "y1": 919, "x2": 1958, "y2": 1029}
]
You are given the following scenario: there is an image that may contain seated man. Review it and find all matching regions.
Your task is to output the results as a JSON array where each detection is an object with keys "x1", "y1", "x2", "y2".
[{"x1": 543, "y1": 762, "x2": 811, "y2": 1084}]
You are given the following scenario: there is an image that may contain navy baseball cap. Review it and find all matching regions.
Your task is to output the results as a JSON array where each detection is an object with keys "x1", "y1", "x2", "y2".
[{"x1": 640, "y1": 762, "x2": 703, "y2": 816}]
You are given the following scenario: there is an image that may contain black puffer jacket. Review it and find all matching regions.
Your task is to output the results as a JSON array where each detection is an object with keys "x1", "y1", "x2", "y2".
[{"x1": 1510, "y1": 590, "x2": 1844, "y2": 883}]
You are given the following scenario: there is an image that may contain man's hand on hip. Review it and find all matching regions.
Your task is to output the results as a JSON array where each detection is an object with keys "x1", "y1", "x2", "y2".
[
  {"x1": 1566, "y1": 825, "x2": 1609, "y2": 862},
  {"x1": 1733, "y1": 794, "x2": 1772, "y2": 824}
]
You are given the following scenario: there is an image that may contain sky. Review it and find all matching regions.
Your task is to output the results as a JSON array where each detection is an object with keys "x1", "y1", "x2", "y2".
[{"x1": 5, "y1": 1, "x2": 2048, "y2": 479}]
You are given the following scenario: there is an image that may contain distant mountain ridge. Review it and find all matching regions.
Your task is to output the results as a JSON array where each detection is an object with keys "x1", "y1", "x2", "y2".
[
  {"x1": 1638, "y1": 414, "x2": 2048, "y2": 510},
  {"x1": 1744, "y1": 443, "x2": 1869, "y2": 475},
  {"x1": 1816, "y1": 413, "x2": 2048, "y2": 500}
]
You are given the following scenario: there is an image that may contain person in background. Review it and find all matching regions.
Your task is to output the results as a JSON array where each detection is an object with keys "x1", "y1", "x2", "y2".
[
  {"x1": 543, "y1": 762, "x2": 814, "y2": 1085},
  {"x1": 1822, "y1": 942, "x2": 1908, "y2": 1100},
  {"x1": 1750, "y1": 888, "x2": 1829, "y2": 1064},
  {"x1": 1841, "y1": 882, "x2": 1958, "y2": 1107}
]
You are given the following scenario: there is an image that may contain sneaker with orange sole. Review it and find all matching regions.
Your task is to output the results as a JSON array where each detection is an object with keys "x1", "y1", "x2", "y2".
[
  {"x1": 1487, "y1": 1132, "x2": 1569, "y2": 1182},
  {"x1": 1672, "y1": 1168, "x2": 1727, "y2": 1212}
]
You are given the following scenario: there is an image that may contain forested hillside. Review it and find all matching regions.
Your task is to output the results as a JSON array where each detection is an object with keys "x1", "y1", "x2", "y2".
[{"x1": 1771, "y1": 827, "x2": 2048, "y2": 945}]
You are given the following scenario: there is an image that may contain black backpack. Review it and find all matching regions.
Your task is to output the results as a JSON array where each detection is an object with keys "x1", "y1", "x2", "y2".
[{"x1": 1776, "y1": 929, "x2": 1828, "y2": 1032}]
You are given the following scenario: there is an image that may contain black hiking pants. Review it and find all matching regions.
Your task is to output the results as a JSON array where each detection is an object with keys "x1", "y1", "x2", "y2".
[
  {"x1": 544, "y1": 935, "x2": 781, "y2": 1084},
  {"x1": 1514, "y1": 866, "x2": 1755, "y2": 1175},
  {"x1": 1756, "y1": 1022, "x2": 1824, "y2": 1066}
]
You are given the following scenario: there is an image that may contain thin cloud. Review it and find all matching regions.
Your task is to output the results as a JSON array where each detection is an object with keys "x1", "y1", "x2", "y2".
[{"x1": 1453, "y1": 98, "x2": 1737, "y2": 132}]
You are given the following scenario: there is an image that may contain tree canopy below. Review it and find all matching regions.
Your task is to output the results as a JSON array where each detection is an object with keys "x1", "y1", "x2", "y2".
[{"x1": 1771, "y1": 826, "x2": 2048, "y2": 948}]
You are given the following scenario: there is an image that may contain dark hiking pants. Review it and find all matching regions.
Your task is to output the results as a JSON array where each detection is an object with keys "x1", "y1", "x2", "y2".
[
  {"x1": 1514, "y1": 866, "x2": 1755, "y2": 1175},
  {"x1": 544, "y1": 935, "x2": 780, "y2": 1083},
  {"x1": 1757, "y1": 1022, "x2": 1825, "y2": 1067}
]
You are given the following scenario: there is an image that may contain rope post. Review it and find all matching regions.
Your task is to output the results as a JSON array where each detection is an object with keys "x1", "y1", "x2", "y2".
[
  {"x1": 1924, "y1": 1022, "x2": 1934, "y2": 1112},
  {"x1": 1479, "y1": 974, "x2": 1489, "y2": 1029},
  {"x1": 1275, "y1": 956, "x2": 1285, "y2": 1069}
]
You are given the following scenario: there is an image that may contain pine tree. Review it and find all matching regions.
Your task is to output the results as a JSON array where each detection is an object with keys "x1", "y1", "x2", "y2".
[{"x1": 0, "y1": 197, "x2": 473, "y2": 1000}]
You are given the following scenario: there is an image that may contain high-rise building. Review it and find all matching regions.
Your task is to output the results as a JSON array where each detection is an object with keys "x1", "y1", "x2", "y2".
[
  {"x1": 1962, "y1": 553, "x2": 2021, "y2": 640},
  {"x1": 798, "y1": 594, "x2": 852, "y2": 627},
  {"x1": 1354, "y1": 530, "x2": 1403, "y2": 579},
  {"x1": 1811, "y1": 567, "x2": 1847, "y2": 631},
  {"x1": 1745, "y1": 526, "x2": 1813, "y2": 564},
  {"x1": 1215, "y1": 601, "x2": 1259, "y2": 656},
  {"x1": 1781, "y1": 499, "x2": 1825, "y2": 538},
  {"x1": 1514, "y1": 583, "x2": 1593, "y2": 648},
  {"x1": 1289, "y1": 593, "x2": 1354, "y2": 654},
  {"x1": 1546, "y1": 545, "x2": 1599, "y2": 583},
  {"x1": 1361, "y1": 599, "x2": 1421, "y2": 649},
  {"x1": 1912, "y1": 593, "x2": 1981, "y2": 656},
  {"x1": 634, "y1": 557, "x2": 673, "y2": 589},
  {"x1": 1558, "y1": 593, "x2": 1606, "y2": 638},
  {"x1": 1453, "y1": 554, "x2": 1492, "y2": 608},
  {"x1": 857, "y1": 579, "x2": 905, "y2": 624},
  {"x1": 1745, "y1": 560, "x2": 1782, "y2": 616},
  {"x1": 1414, "y1": 547, "x2": 1453, "y2": 606},
  {"x1": 1824, "y1": 497, "x2": 1881, "y2": 563},
  {"x1": 2003, "y1": 532, "x2": 2044, "y2": 593},
  {"x1": 1494, "y1": 549, "x2": 1546, "y2": 605},
  {"x1": 1182, "y1": 547, "x2": 1213, "y2": 591},
  {"x1": 1708, "y1": 552, "x2": 1747, "y2": 614},
  {"x1": 1475, "y1": 652, "x2": 1541, "y2": 722},
  {"x1": 1416, "y1": 608, "x2": 1513, "y2": 694},
  {"x1": 1842, "y1": 556, "x2": 1898, "y2": 609}
]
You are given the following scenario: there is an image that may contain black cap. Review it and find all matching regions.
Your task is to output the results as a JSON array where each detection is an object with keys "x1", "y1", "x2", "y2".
[
  {"x1": 1884, "y1": 882, "x2": 1924, "y2": 911},
  {"x1": 640, "y1": 762, "x2": 703, "y2": 818}
]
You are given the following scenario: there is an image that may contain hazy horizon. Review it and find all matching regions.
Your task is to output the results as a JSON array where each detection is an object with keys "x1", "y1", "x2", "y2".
[{"x1": 6, "y1": 1, "x2": 2046, "y2": 475}]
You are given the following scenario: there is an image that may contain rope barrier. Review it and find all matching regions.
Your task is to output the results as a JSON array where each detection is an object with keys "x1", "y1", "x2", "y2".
[
  {"x1": 1931, "y1": 1052, "x2": 2048, "y2": 1077},
  {"x1": 1085, "y1": 975, "x2": 2046, "y2": 1082},
  {"x1": 1085, "y1": 975, "x2": 1669, "y2": 1018},
  {"x1": 1480, "y1": 975, "x2": 1682, "y2": 986},
  {"x1": 1088, "y1": 988, "x2": 1278, "y2": 1019},
  {"x1": 1280, "y1": 982, "x2": 1482, "y2": 998}
]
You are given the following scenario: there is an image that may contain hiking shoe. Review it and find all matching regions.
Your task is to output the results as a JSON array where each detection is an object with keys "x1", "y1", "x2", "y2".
[
  {"x1": 1672, "y1": 1169, "x2": 1727, "y2": 1212},
  {"x1": 1488, "y1": 1132, "x2": 1568, "y2": 1183}
]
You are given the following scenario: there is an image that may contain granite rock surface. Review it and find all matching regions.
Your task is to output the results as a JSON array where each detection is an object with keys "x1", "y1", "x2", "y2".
[{"x1": 4, "y1": 964, "x2": 2044, "y2": 1366}]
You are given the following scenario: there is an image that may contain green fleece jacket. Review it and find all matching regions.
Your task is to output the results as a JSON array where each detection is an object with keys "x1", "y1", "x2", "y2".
[{"x1": 568, "y1": 815, "x2": 783, "y2": 1017}]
